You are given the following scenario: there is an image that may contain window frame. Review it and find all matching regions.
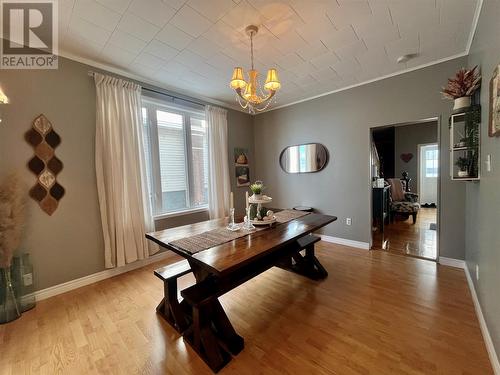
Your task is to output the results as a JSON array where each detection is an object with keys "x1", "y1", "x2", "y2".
[{"x1": 142, "y1": 97, "x2": 208, "y2": 219}]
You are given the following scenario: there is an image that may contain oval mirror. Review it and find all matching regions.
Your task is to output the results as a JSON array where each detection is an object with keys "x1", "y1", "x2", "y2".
[{"x1": 279, "y1": 143, "x2": 329, "y2": 173}]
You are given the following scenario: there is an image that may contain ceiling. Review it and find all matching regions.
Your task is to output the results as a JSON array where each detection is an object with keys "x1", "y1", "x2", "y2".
[{"x1": 58, "y1": 0, "x2": 481, "y2": 112}]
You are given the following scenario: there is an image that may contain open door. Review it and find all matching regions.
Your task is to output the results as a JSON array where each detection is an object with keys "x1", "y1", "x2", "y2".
[{"x1": 418, "y1": 143, "x2": 438, "y2": 205}]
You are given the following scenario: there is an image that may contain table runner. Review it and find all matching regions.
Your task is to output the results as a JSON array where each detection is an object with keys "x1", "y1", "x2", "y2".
[{"x1": 170, "y1": 209, "x2": 309, "y2": 255}]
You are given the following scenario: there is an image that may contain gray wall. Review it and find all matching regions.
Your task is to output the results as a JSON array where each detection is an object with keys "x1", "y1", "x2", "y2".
[
  {"x1": 0, "y1": 56, "x2": 253, "y2": 290},
  {"x1": 227, "y1": 109, "x2": 255, "y2": 214},
  {"x1": 253, "y1": 58, "x2": 467, "y2": 259},
  {"x1": 466, "y1": 0, "x2": 500, "y2": 360},
  {"x1": 394, "y1": 121, "x2": 438, "y2": 194}
]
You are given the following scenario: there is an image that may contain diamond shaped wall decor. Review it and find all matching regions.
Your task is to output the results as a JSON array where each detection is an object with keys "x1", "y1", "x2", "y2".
[{"x1": 25, "y1": 114, "x2": 64, "y2": 215}]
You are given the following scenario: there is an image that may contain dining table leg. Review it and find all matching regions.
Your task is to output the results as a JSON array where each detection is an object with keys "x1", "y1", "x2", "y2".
[{"x1": 183, "y1": 261, "x2": 244, "y2": 373}]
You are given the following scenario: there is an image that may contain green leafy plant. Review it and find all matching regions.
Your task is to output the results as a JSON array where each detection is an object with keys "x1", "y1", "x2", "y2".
[
  {"x1": 249, "y1": 182, "x2": 264, "y2": 195},
  {"x1": 455, "y1": 156, "x2": 470, "y2": 171}
]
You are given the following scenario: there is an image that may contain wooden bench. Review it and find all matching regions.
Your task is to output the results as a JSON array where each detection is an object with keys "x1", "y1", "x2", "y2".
[{"x1": 154, "y1": 259, "x2": 192, "y2": 333}]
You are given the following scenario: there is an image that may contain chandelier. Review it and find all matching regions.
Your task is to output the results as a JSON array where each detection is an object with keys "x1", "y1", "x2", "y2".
[{"x1": 230, "y1": 25, "x2": 281, "y2": 114}]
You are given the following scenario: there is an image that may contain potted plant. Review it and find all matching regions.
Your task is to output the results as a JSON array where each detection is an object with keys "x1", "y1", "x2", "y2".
[
  {"x1": 441, "y1": 66, "x2": 481, "y2": 110},
  {"x1": 249, "y1": 181, "x2": 264, "y2": 199},
  {"x1": 455, "y1": 157, "x2": 470, "y2": 178}
]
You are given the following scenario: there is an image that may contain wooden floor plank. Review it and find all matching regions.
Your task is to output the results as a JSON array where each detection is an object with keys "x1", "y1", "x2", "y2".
[{"x1": 0, "y1": 242, "x2": 492, "y2": 374}]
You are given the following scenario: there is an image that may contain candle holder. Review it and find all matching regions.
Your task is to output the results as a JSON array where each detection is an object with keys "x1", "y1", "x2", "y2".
[
  {"x1": 226, "y1": 208, "x2": 240, "y2": 231},
  {"x1": 242, "y1": 206, "x2": 255, "y2": 230}
]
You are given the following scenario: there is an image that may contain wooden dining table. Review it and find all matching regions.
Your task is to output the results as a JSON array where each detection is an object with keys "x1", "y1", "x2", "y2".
[{"x1": 146, "y1": 212, "x2": 336, "y2": 372}]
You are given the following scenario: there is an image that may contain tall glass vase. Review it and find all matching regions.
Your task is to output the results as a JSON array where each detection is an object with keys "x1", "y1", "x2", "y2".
[
  {"x1": 12, "y1": 253, "x2": 36, "y2": 312},
  {"x1": 0, "y1": 267, "x2": 21, "y2": 324}
]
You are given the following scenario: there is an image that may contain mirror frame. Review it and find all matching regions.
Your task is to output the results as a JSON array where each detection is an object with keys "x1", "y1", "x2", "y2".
[{"x1": 279, "y1": 142, "x2": 330, "y2": 174}]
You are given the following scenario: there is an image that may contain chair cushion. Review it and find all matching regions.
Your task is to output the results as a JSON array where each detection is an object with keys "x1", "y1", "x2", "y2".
[{"x1": 391, "y1": 201, "x2": 420, "y2": 213}]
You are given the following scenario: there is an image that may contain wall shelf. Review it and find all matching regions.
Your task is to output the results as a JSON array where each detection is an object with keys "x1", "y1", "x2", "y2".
[{"x1": 449, "y1": 105, "x2": 481, "y2": 181}]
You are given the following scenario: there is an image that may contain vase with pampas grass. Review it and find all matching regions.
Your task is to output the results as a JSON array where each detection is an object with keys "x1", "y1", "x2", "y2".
[{"x1": 0, "y1": 173, "x2": 26, "y2": 323}]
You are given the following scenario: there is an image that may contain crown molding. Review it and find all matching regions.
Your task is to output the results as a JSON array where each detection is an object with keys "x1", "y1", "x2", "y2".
[
  {"x1": 262, "y1": 52, "x2": 469, "y2": 114},
  {"x1": 57, "y1": 50, "x2": 244, "y2": 114},
  {"x1": 466, "y1": 0, "x2": 484, "y2": 54}
]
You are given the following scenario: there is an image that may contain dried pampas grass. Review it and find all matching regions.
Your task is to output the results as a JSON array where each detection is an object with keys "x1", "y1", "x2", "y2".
[{"x1": 0, "y1": 173, "x2": 26, "y2": 268}]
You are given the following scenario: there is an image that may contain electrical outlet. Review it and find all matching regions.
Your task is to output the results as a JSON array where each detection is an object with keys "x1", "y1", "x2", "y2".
[
  {"x1": 476, "y1": 264, "x2": 480, "y2": 281},
  {"x1": 346, "y1": 218, "x2": 352, "y2": 226}
]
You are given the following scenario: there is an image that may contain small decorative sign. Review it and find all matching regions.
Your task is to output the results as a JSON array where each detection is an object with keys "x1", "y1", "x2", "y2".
[{"x1": 25, "y1": 114, "x2": 64, "y2": 215}]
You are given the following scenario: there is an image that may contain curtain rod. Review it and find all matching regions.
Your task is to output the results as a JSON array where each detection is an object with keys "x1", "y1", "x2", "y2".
[{"x1": 87, "y1": 70, "x2": 206, "y2": 108}]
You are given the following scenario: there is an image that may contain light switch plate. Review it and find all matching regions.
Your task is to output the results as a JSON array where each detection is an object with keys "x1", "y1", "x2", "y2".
[{"x1": 485, "y1": 154, "x2": 492, "y2": 172}]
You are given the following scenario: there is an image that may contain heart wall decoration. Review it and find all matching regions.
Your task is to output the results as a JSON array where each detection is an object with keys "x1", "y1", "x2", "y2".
[
  {"x1": 25, "y1": 114, "x2": 65, "y2": 215},
  {"x1": 400, "y1": 153, "x2": 413, "y2": 163}
]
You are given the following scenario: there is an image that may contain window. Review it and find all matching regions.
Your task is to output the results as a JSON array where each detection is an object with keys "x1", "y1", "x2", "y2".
[
  {"x1": 142, "y1": 98, "x2": 208, "y2": 217},
  {"x1": 425, "y1": 148, "x2": 439, "y2": 177}
]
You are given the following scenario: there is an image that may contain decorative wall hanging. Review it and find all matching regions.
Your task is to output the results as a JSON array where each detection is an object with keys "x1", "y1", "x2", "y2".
[
  {"x1": 400, "y1": 153, "x2": 413, "y2": 163},
  {"x1": 25, "y1": 114, "x2": 64, "y2": 215},
  {"x1": 489, "y1": 64, "x2": 500, "y2": 137}
]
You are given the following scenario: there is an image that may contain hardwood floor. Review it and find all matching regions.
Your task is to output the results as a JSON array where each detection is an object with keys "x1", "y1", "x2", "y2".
[
  {"x1": 0, "y1": 242, "x2": 492, "y2": 374},
  {"x1": 372, "y1": 208, "x2": 438, "y2": 260}
]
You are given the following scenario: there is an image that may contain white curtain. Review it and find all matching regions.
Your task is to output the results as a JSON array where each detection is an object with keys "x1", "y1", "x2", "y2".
[
  {"x1": 94, "y1": 73, "x2": 157, "y2": 269},
  {"x1": 206, "y1": 105, "x2": 231, "y2": 219}
]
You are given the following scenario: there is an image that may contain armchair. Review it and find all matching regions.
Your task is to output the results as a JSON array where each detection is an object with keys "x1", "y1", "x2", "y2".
[{"x1": 386, "y1": 179, "x2": 420, "y2": 224}]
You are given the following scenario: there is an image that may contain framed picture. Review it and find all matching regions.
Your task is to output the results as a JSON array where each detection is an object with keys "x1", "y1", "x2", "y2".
[
  {"x1": 489, "y1": 64, "x2": 500, "y2": 137},
  {"x1": 235, "y1": 166, "x2": 250, "y2": 187},
  {"x1": 234, "y1": 147, "x2": 249, "y2": 165}
]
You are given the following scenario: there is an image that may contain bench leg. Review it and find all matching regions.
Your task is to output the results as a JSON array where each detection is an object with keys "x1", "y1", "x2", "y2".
[
  {"x1": 276, "y1": 244, "x2": 328, "y2": 280},
  {"x1": 156, "y1": 279, "x2": 189, "y2": 333}
]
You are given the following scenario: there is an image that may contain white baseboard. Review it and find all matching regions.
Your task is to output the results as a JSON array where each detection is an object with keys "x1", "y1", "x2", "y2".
[
  {"x1": 34, "y1": 251, "x2": 173, "y2": 301},
  {"x1": 318, "y1": 235, "x2": 370, "y2": 250},
  {"x1": 464, "y1": 264, "x2": 500, "y2": 374},
  {"x1": 438, "y1": 257, "x2": 466, "y2": 269}
]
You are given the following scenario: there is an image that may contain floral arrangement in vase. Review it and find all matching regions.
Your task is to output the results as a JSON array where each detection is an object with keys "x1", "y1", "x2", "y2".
[{"x1": 441, "y1": 66, "x2": 481, "y2": 110}]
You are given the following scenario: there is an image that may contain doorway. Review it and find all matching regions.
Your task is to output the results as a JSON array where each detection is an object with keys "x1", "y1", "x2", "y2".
[
  {"x1": 418, "y1": 143, "x2": 438, "y2": 206},
  {"x1": 370, "y1": 119, "x2": 439, "y2": 261}
]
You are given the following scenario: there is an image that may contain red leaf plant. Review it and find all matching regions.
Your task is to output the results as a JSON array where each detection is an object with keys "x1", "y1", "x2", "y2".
[{"x1": 441, "y1": 66, "x2": 481, "y2": 100}]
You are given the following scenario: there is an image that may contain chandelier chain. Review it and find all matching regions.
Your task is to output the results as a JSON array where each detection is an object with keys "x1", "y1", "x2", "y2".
[{"x1": 250, "y1": 31, "x2": 254, "y2": 70}]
